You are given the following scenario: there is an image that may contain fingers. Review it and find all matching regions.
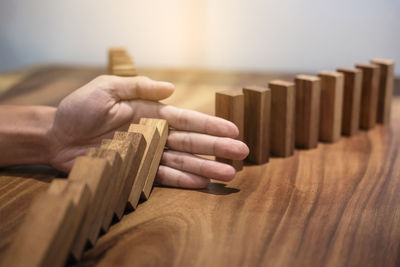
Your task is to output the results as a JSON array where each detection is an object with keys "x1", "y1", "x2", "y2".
[
  {"x1": 159, "y1": 105, "x2": 239, "y2": 138},
  {"x1": 167, "y1": 131, "x2": 249, "y2": 160},
  {"x1": 155, "y1": 165, "x2": 210, "y2": 188},
  {"x1": 161, "y1": 150, "x2": 236, "y2": 182},
  {"x1": 131, "y1": 100, "x2": 239, "y2": 138},
  {"x1": 102, "y1": 75, "x2": 175, "y2": 101}
]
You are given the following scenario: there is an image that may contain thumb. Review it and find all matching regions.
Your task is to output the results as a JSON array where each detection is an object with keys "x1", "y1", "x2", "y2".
[{"x1": 107, "y1": 76, "x2": 175, "y2": 101}]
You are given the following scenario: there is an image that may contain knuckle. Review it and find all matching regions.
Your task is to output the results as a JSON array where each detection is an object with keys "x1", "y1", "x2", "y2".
[
  {"x1": 182, "y1": 133, "x2": 193, "y2": 152},
  {"x1": 177, "y1": 110, "x2": 189, "y2": 128},
  {"x1": 92, "y1": 75, "x2": 117, "y2": 89}
]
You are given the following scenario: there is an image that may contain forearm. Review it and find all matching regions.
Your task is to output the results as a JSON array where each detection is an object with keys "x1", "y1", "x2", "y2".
[{"x1": 0, "y1": 105, "x2": 56, "y2": 167}]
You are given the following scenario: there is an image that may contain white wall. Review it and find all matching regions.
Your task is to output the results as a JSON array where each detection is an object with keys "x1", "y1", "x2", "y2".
[{"x1": 0, "y1": 0, "x2": 399, "y2": 75}]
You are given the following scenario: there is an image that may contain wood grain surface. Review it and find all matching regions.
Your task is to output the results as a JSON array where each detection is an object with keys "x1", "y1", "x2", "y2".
[{"x1": 0, "y1": 66, "x2": 400, "y2": 267}]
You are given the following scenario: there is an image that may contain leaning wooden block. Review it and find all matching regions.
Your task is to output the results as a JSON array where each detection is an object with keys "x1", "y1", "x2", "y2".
[
  {"x1": 371, "y1": 58, "x2": 395, "y2": 124},
  {"x1": 337, "y1": 67, "x2": 362, "y2": 136},
  {"x1": 355, "y1": 63, "x2": 380, "y2": 129},
  {"x1": 215, "y1": 88, "x2": 244, "y2": 170},
  {"x1": 243, "y1": 86, "x2": 271, "y2": 164},
  {"x1": 127, "y1": 124, "x2": 160, "y2": 209},
  {"x1": 318, "y1": 71, "x2": 344, "y2": 142},
  {"x1": 86, "y1": 148, "x2": 123, "y2": 232},
  {"x1": 295, "y1": 75, "x2": 321, "y2": 149},
  {"x1": 268, "y1": 80, "x2": 295, "y2": 157},
  {"x1": 3, "y1": 180, "x2": 89, "y2": 267},
  {"x1": 139, "y1": 118, "x2": 169, "y2": 200},
  {"x1": 102, "y1": 131, "x2": 146, "y2": 213},
  {"x1": 100, "y1": 139, "x2": 134, "y2": 219},
  {"x1": 69, "y1": 156, "x2": 112, "y2": 260}
]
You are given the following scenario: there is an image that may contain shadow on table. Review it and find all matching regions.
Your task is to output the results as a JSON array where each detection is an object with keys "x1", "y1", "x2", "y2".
[
  {"x1": 198, "y1": 182, "x2": 240, "y2": 195},
  {"x1": 155, "y1": 182, "x2": 240, "y2": 196}
]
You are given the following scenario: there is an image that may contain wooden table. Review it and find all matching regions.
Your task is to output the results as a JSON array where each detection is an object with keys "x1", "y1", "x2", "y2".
[{"x1": 0, "y1": 66, "x2": 400, "y2": 267}]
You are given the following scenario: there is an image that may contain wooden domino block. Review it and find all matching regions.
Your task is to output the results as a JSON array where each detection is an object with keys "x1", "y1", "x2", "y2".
[
  {"x1": 4, "y1": 180, "x2": 89, "y2": 267},
  {"x1": 127, "y1": 124, "x2": 160, "y2": 209},
  {"x1": 295, "y1": 75, "x2": 321, "y2": 149},
  {"x1": 215, "y1": 88, "x2": 244, "y2": 170},
  {"x1": 69, "y1": 156, "x2": 112, "y2": 260},
  {"x1": 318, "y1": 71, "x2": 344, "y2": 142},
  {"x1": 86, "y1": 148, "x2": 123, "y2": 232},
  {"x1": 355, "y1": 63, "x2": 380, "y2": 129},
  {"x1": 337, "y1": 67, "x2": 362, "y2": 136},
  {"x1": 101, "y1": 131, "x2": 146, "y2": 213},
  {"x1": 243, "y1": 86, "x2": 271, "y2": 164},
  {"x1": 268, "y1": 80, "x2": 295, "y2": 157},
  {"x1": 108, "y1": 47, "x2": 137, "y2": 76},
  {"x1": 111, "y1": 64, "x2": 137, "y2": 77},
  {"x1": 139, "y1": 118, "x2": 169, "y2": 200},
  {"x1": 371, "y1": 58, "x2": 395, "y2": 124},
  {"x1": 109, "y1": 47, "x2": 129, "y2": 57}
]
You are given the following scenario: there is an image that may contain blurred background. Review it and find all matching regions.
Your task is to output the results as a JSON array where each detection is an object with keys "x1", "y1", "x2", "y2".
[{"x1": 0, "y1": 0, "x2": 399, "y2": 75}]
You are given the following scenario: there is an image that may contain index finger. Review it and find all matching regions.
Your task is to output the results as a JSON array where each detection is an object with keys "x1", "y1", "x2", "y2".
[{"x1": 159, "y1": 104, "x2": 239, "y2": 138}]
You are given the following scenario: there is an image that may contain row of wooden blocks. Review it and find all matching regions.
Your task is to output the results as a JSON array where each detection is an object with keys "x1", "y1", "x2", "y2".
[
  {"x1": 4, "y1": 118, "x2": 168, "y2": 267},
  {"x1": 108, "y1": 47, "x2": 137, "y2": 76},
  {"x1": 216, "y1": 58, "x2": 395, "y2": 169}
]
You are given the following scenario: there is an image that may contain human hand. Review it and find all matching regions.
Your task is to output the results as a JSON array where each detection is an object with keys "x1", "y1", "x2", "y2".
[{"x1": 47, "y1": 75, "x2": 249, "y2": 188}]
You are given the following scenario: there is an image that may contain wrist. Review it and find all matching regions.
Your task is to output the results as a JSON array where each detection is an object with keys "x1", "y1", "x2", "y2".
[{"x1": 0, "y1": 105, "x2": 56, "y2": 167}]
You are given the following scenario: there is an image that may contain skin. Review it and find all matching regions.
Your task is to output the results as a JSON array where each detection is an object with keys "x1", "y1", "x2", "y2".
[{"x1": 0, "y1": 75, "x2": 249, "y2": 188}]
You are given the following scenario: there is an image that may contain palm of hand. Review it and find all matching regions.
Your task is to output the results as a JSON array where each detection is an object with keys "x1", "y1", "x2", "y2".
[{"x1": 47, "y1": 75, "x2": 249, "y2": 188}]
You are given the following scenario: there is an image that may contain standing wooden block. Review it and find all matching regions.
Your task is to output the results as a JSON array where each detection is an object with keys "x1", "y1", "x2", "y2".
[
  {"x1": 317, "y1": 71, "x2": 344, "y2": 142},
  {"x1": 108, "y1": 47, "x2": 137, "y2": 77},
  {"x1": 126, "y1": 124, "x2": 160, "y2": 209},
  {"x1": 355, "y1": 63, "x2": 380, "y2": 129},
  {"x1": 69, "y1": 156, "x2": 112, "y2": 260},
  {"x1": 243, "y1": 86, "x2": 271, "y2": 164},
  {"x1": 101, "y1": 131, "x2": 146, "y2": 213},
  {"x1": 268, "y1": 80, "x2": 295, "y2": 157},
  {"x1": 139, "y1": 118, "x2": 169, "y2": 200},
  {"x1": 371, "y1": 58, "x2": 395, "y2": 124},
  {"x1": 337, "y1": 67, "x2": 362, "y2": 136},
  {"x1": 215, "y1": 88, "x2": 244, "y2": 170},
  {"x1": 86, "y1": 148, "x2": 123, "y2": 232},
  {"x1": 294, "y1": 75, "x2": 321, "y2": 149},
  {"x1": 4, "y1": 180, "x2": 89, "y2": 267}
]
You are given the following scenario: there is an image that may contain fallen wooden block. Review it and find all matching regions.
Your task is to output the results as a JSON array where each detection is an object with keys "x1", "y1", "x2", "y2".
[
  {"x1": 69, "y1": 156, "x2": 112, "y2": 260},
  {"x1": 4, "y1": 180, "x2": 89, "y2": 267},
  {"x1": 139, "y1": 118, "x2": 169, "y2": 200},
  {"x1": 337, "y1": 67, "x2": 362, "y2": 136},
  {"x1": 215, "y1": 88, "x2": 244, "y2": 170},
  {"x1": 126, "y1": 124, "x2": 160, "y2": 208},
  {"x1": 101, "y1": 131, "x2": 146, "y2": 213},
  {"x1": 295, "y1": 75, "x2": 321, "y2": 149},
  {"x1": 355, "y1": 63, "x2": 380, "y2": 129},
  {"x1": 268, "y1": 80, "x2": 295, "y2": 157},
  {"x1": 243, "y1": 86, "x2": 271, "y2": 164},
  {"x1": 318, "y1": 71, "x2": 344, "y2": 142},
  {"x1": 371, "y1": 58, "x2": 395, "y2": 124},
  {"x1": 86, "y1": 148, "x2": 123, "y2": 232}
]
